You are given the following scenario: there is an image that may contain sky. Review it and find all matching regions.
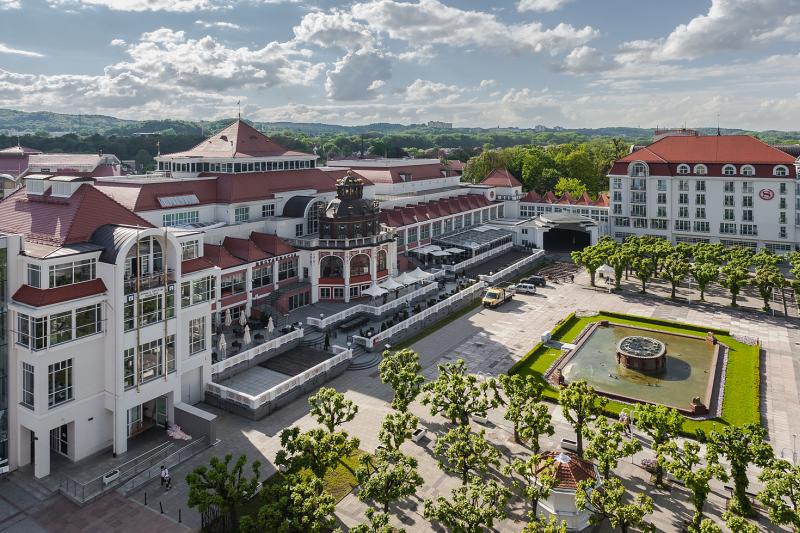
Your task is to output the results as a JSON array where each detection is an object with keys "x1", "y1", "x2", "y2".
[{"x1": 0, "y1": 0, "x2": 799, "y2": 129}]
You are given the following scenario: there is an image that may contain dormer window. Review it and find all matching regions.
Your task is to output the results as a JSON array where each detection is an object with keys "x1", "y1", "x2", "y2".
[
  {"x1": 629, "y1": 162, "x2": 648, "y2": 177},
  {"x1": 51, "y1": 182, "x2": 76, "y2": 198},
  {"x1": 693, "y1": 164, "x2": 707, "y2": 175},
  {"x1": 677, "y1": 164, "x2": 690, "y2": 175},
  {"x1": 26, "y1": 179, "x2": 47, "y2": 195},
  {"x1": 774, "y1": 165, "x2": 789, "y2": 177},
  {"x1": 741, "y1": 165, "x2": 755, "y2": 176},
  {"x1": 722, "y1": 164, "x2": 736, "y2": 176}
]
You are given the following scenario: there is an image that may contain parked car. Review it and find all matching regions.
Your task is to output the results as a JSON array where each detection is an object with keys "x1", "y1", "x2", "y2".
[
  {"x1": 524, "y1": 275, "x2": 546, "y2": 287},
  {"x1": 514, "y1": 282, "x2": 537, "y2": 295}
]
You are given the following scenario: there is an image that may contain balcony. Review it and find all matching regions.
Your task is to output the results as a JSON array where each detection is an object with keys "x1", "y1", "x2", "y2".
[
  {"x1": 285, "y1": 232, "x2": 395, "y2": 250},
  {"x1": 124, "y1": 270, "x2": 175, "y2": 294}
]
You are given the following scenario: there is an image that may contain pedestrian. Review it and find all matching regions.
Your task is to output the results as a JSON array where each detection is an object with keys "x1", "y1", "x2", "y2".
[
  {"x1": 570, "y1": 274, "x2": 574, "y2": 283},
  {"x1": 160, "y1": 465, "x2": 172, "y2": 490}
]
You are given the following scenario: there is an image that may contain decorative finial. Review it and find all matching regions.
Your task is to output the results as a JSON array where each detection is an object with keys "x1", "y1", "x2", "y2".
[{"x1": 237, "y1": 100, "x2": 241, "y2": 120}]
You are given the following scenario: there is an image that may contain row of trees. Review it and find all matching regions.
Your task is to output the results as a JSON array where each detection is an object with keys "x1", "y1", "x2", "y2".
[{"x1": 573, "y1": 236, "x2": 800, "y2": 311}]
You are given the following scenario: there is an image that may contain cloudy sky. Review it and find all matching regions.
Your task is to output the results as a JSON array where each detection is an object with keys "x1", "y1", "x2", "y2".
[{"x1": 1, "y1": 0, "x2": 799, "y2": 129}]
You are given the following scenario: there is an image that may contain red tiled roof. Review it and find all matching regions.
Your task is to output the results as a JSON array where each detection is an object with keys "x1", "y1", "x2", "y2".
[
  {"x1": 537, "y1": 451, "x2": 597, "y2": 490},
  {"x1": 203, "y1": 243, "x2": 245, "y2": 269},
  {"x1": 542, "y1": 191, "x2": 557, "y2": 203},
  {"x1": 480, "y1": 168, "x2": 522, "y2": 188},
  {"x1": 224, "y1": 237, "x2": 269, "y2": 262},
  {"x1": 445, "y1": 160, "x2": 465, "y2": 171},
  {"x1": 0, "y1": 184, "x2": 153, "y2": 246},
  {"x1": 165, "y1": 120, "x2": 309, "y2": 159},
  {"x1": 181, "y1": 257, "x2": 216, "y2": 275},
  {"x1": 12, "y1": 278, "x2": 107, "y2": 307},
  {"x1": 521, "y1": 191, "x2": 543, "y2": 202},
  {"x1": 381, "y1": 194, "x2": 491, "y2": 228},
  {"x1": 212, "y1": 170, "x2": 337, "y2": 203},
  {"x1": 556, "y1": 193, "x2": 573, "y2": 205},
  {"x1": 520, "y1": 190, "x2": 609, "y2": 208},
  {"x1": 94, "y1": 178, "x2": 218, "y2": 212},
  {"x1": 618, "y1": 135, "x2": 796, "y2": 165},
  {"x1": 345, "y1": 163, "x2": 448, "y2": 184},
  {"x1": 250, "y1": 232, "x2": 297, "y2": 257},
  {"x1": 592, "y1": 193, "x2": 609, "y2": 207}
]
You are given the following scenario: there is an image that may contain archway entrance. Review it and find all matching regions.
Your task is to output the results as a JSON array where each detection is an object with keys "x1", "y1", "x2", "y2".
[{"x1": 543, "y1": 228, "x2": 590, "y2": 251}]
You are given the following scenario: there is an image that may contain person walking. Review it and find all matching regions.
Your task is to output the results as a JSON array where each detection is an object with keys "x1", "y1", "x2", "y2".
[{"x1": 160, "y1": 465, "x2": 172, "y2": 490}]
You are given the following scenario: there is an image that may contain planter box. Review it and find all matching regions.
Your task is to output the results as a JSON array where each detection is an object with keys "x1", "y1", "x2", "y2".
[
  {"x1": 411, "y1": 427, "x2": 426, "y2": 443},
  {"x1": 472, "y1": 414, "x2": 489, "y2": 425},
  {"x1": 102, "y1": 469, "x2": 120, "y2": 485},
  {"x1": 559, "y1": 438, "x2": 578, "y2": 452}
]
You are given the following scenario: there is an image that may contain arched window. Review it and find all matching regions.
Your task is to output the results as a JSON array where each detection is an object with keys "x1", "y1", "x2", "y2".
[
  {"x1": 350, "y1": 254, "x2": 370, "y2": 277},
  {"x1": 774, "y1": 165, "x2": 789, "y2": 177},
  {"x1": 693, "y1": 164, "x2": 707, "y2": 175},
  {"x1": 320, "y1": 256, "x2": 343, "y2": 278},
  {"x1": 677, "y1": 164, "x2": 690, "y2": 175},
  {"x1": 376, "y1": 250, "x2": 387, "y2": 272},
  {"x1": 629, "y1": 162, "x2": 648, "y2": 177},
  {"x1": 741, "y1": 165, "x2": 755, "y2": 176},
  {"x1": 306, "y1": 201, "x2": 325, "y2": 235},
  {"x1": 722, "y1": 164, "x2": 736, "y2": 176},
  {"x1": 125, "y1": 236, "x2": 163, "y2": 278}
]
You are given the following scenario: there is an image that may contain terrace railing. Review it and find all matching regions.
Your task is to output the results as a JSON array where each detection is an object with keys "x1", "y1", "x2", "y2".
[
  {"x1": 441, "y1": 242, "x2": 514, "y2": 272},
  {"x1": 479, "y1": 249, "x2": 545, "y2": 284},
  {"x1": 211, "y1": 328, "x2": 304, "y2": 376}
]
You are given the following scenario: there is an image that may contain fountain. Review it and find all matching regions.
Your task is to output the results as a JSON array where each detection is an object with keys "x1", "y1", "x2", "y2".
[{"x1": 616, "y1": 335, "x2": 667, "y2": 372}]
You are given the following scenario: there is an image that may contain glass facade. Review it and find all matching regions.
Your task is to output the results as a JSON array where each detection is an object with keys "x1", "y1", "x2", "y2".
[{"x1": 0, "y1": 242, "x2": 8, "y2": 468}]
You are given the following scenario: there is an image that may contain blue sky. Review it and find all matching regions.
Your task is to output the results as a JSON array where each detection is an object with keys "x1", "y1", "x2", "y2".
[{"x1": 0, "y1": 0, "x2": 798, "y2": 129}]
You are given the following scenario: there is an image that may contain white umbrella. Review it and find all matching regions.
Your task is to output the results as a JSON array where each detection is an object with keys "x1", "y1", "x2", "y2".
[
  {"x1": 239, "y1": 311, "x2": 247, "y2": 327},
  {"x1": 380, "y1": 277, "x2": 404, "y2": 291},
  {"x1": 218, "y1": 333, "x2": 227, "y2": 351},
  {"x1": 395, "y1": 272, "x2": 416, "y2": 285},
  {"x1": 267, "y1": 316, "x2": 275, "y2": 335},
  {"x1": 243, "y1": 325, "x2": 251, "y2": 346},
  {"x1": 362, "y1": 283, "x2": 388, "y2": 298},
  {"x1": 224, "y1": 309, "x2": 232, "y2": 327}
]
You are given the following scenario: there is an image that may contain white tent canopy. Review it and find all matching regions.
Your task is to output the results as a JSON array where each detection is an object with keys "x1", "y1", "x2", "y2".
[
  {"x1": 394, "y1": 272, "x2": 417, "y2": 285},
  {"x1": 413, "y1": 244, "x2": 442, "y2": 254},
  {"x1": 431, "y1": 250, "x2": 451, "y2": 257},
  {"x1": 362, "y1": 283, "x2": 388, "y2": 298},
  {"x1": 410, "y1": 267, "x2": 434, "y2": 281},
  {"x1": 596, "y1": 264, "x2": 614, "y2": 278},
  {"x1": 380, "y1": 277, "x2": 404, "y2": 291}
]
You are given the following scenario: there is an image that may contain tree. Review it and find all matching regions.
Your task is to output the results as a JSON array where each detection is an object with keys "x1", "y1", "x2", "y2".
[
  {"x1": 758, "y1": 459, "x2": 800, "y2": 529},
  {"x1": 571, "y1": 241, "x2": 609, "y2": 287},
  {"x1": 707, "y1": 423, "x2": 774, "y2": 516},
  {"x1": 664, "y1": 440, "x2": 724, "y2": 530},
  {"x1": 576, "y1": 477, "x2": 654, "y2": 533},
  {"x1": 504, "y1": 453, "x2": 558, "y2": 518},
  {"x1": 753, "y1": 248, "x2": 780, "y2": 268},
  {"x1": 350, "y1": 508, "x2": 402, "y2": 533},
  {"x1": 275, "y1": 427, "x2": 360, "y2": 480},
  {"x1": 498, "y1": 374, "x2": 553, "y2": 448},
  {"x1": 434, "y1": 425, "x2": 501, "y2": 484},
  {"x1": 559, "y1": 380, "x2": 607, "y2": 458},
  {"x1": 421, "y1": 359, "x2": 500, "y2": 426},
  {"x1": 584, "y1": 416, "x2": 642, "y2": 478},
  {"x1": 660, "y1": 252, "x2": 690, "y2": 299},
  {"x1": 378, "y1": 411, "x2": 419, "y2": 452},
  {"x1": 356, "y1": 449, "x2": 424, "y2": 513},
  {"x1": 634, "y1": 404, "x2": 682, "y2": 487},
  {"x1": 186, "y1": 454, "x2": 261, "y2": 530},
  {"x1": 554, "y1": 176, "x2": 587, "y2": 198},
  {"x1": 379, "y1": 348, "x2": 425, "y2": 412},
  {"x1": 690, "y1": 262, "x2": 719, "y2": 301},
  {"x1": 607, "y1": 247, "x2": 630, "y2": 290},
  {"x1": 692, "y1": 242, "x2": 725, "y2": 265},
  {"x1": 722, "y1": 511, "x2": 759, "y2": 533},
  {"x1": 240, "y1": 475, "x2": 337, "y2": 533},
  {"x1": 522, "y1": 515, "x2": 569, "y2": 533},
  {"x1": 720, "y1": 260, "x2": 751, "y2": 306},
  {"x1": 632, "y1": 255, "x2": 657, "y2": 294},
  {"x1": 697, "y1": 519, "x2": 722, "y2": 533},
  {"x1": 754, "y1": 264, "x2": 785, "y2": 312},
  {"x1": 423, "y1": 479, "x2": 510, "y2": 533},
  {"x1": 308, "y1": 387, "x2": 358, "y2": 433}
]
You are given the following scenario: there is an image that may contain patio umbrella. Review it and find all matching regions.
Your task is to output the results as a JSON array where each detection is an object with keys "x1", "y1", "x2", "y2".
[
  {"x1": 218, "y1": 333, "x2": 227, "y2": 354},
  {"x1": 239, "y1": 311, "x2": 247, "y2": 327},
  {"x1": 395, "y1": 272, "x2": 416, "y2": 285},
  {"x1": 362, "y1": 283, "x2": 388, "y2": 299},
  {"x1": 243, "y1": 325, "x2": 251, "y2": 346},
  {"x1": 267, "y1": 316, "x2": 275, "y2": 335},
  {"x1": 224, "y1": 309, "x2": 232, "y2": 327},
  {"x1": 380, "y1": 277, "x2": 404, "y2": 291}
]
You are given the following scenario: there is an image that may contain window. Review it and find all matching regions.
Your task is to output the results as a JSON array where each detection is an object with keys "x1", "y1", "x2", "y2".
[
  {"x1": 696, "y1": 194, "x2": 706, "y2": 205},
  {"x1": 694, "y1": 164, "x2": 707, "y2": 175},
  {"x1": 49, "y1": 259, "x2": 96, "y2": 287},
  {"x1": 612, "y1": 177, "x2": 622, "y2": 189},
  {"x1": 742, "y1": 210, "x2": 753, "y2": 222},
  {"x1": 631, "y1": 205, "x2": 647, "y2": 217},
  {"x1": 75, "y1": 304, "x2": 101, "y2": 338},
  {"x1": 22, "y1": 363, "x2": 34, "y2": 408},
  {"x1": 633, "y1": 218, "x2": 648, "y2": 229},
  {"x1": 48, "y1": 360, "x2": 73, "y2": 408},
  {"x1": 138, "y1": 294, "x2": 163, "y2": 326},
  {"x1": 740, "y1": 224, "x2": 758, "y2": 236},
  {"x1": 679, "y1": 194, "x2": 688, "y2": 204},
  {"x1": 234, "y1": 207, "x2": 250, "y2": 223},
  {"x1": 612, "y1": 191, "x2": 622, "y2": 202},
  {"x1": 420, "y1": 224, "x2": 431, "y2": 240},
  {"x1": 678, "y1": 206, "x2": 689, "y2": 218},
  {"x1": 694, "y1": 221, "x2": 710, "y2": 232},
  {"x1": 650, "y1": 219, "x2": 668, "y2": 230},
  {"x1": 780, "y1": 226, "x2": 787, "y2": 238},
  {"x1": 722, "y1": 165, "x2": 736, "y2": 176},
  {"x1": 677, "y1": 164, "x2": 690, "y2": 175},
  {"x1": 49, "y1": 311, "x2": 72, "y2": 346},
  {"x1": 221, "y1": 271, "x2": 246, "y2": 297},
  {"x1": 724, "y1": 208, "x2": 735, "y2": 221},
  {"x1": 613, "y1": 204, "x2": 622, "y2": 215},
  {"x1": 189, "y1": 317, "x2": 206, "y2": 355},
  {"x1": 657, "y1": 193, "x2": 666, "y2": 204},
  {"x1": 779, "y1": 197, "x2": 786, "y2": 210},
  {"x1": 720, "y1": 223, "x2": 737, "y2": 234},
  {"x1": 724, "y1": 181, "x2": 735, "y2": 193},
  {"x1": 657, "y1": 179, "x2": 667, "y2": 191},
  {"x1": 724, "y1": 195, "x2": 735, "y2": 207},
  {"x1": 614, "y1": 217, "x2": 630, "y2": 227},
  {"x1": 262, "y1": 203, "x2": 275, "y2": 217},
  {"x1": 124, "y1": 300, "x2": 135, "y2": 331},
  {"x1": 295, "y1": 224, "x2": 304, "y2": 237},
  {"x1": 742, "y1": 196, "x2": 753, "y2": 207},
  {"x1": 675, "y1": 220, "x2": 690, "y2": 231},
  {"x1": 629, "y1": 162, "x2": 648, "y2": 177},
  {"x1": 163, "y1": 211, "x2": 199, "y2": 227},
  {"x1": 780, "y1": 182, "x2": 787, "y2": 195},
  {"x1": 679, "y1": 180, "x2": 689, "y2": 191},
  {"x1": 407, "y1": 227, "x2": 418, "y2": 244},
  {"x1": 27, "y1": 264, "x2": 41, "y2": 288},
  {"x1": 630, "y1": 192, "x2": 647, "y2": 203},
  {"x1": 288, "y1": 291, "x2": 309, "y2": 311},
  {"x1": 124, "y1": 348, "x2": 135, "y2": 388},
  {"x1": 774, "y1": 165, "x2": 789, "y2": 177},
  {"x1": 695, "y1": 181, "x2": 706, "y2": 192},
  {"x1": 741, "y1": 165, "x2": 755, "y2": 176},
  {"x1": 780, "y1": 212, "x2": 787, "y2": 224},
  {"x1": 252, "y1": 265, "x2": 273, "y2": 289},
  {"x1": 278, "y1": 259, "x2": 297, "y2": 281},
  {"x1": 631, "y1": 178, "x2": 647, "y2": 190},
  {"x1": 181, "y1": 240, "x2": 199, "y2": 261},
  {"x1": 657, "y1": 206, "x2": 667, "y2": 217},
  {"x1": 742, "y1": 181, "x2": 753, "y2": 194},
  {"x1": 696, "y1": 207, "x2": 706, "y2": 219},
  {"x1": 139, "y1": 339, "x2": 164, "y2": 383}
]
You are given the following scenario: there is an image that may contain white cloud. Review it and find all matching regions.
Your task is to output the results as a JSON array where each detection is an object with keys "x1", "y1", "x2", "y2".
[
  {"x1": 195, "y1": 20, "x2": 241, "y2": 29},
  {"x1": 560, "y1": 46, "x2": 611, "y2": 73},
  {"x1": 351, "y1": 0, "x2": 597, "y2": 55},
  {"x1": 110, "y1": 38, "x2": 127, "y2": 46},
  {"x1": 517, "y1": 0, "x2": 571, "y2": 12},
  {"x1": 293, "y1": 9, "x2": 376, "y2": 51},
  {"x1": 0, "y1": 43, "x2": 44, "y2": 57},
  {"x1": 405, "y1": 79, "x2": 463, "y2": 103},
  {"x1": 325, "y1": 49, "x2": 391, "y2": 100},
  {"x1": 48, "y1": 0, "x2": 296, "y2": 12},
  {"x1": 479, "y1": 79, "x2": 497, "y2": 89},
  {"x1": 0, "y1": 0, "x2": 20, "y2": 8}
]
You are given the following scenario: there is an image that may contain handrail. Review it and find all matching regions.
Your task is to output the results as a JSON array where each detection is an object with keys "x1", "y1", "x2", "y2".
[
  {"x1": 211, "y1": 328, "x2": 304, "y2": 375},
  {"x1": 120, "y1": 436, "x2": 210, "y2": 493},
  {"x1": 306, "y1": 282, "x2": 439, "y2": 329},
  {"x1": 206, "y1": 348, "x2": 354, "y2": 410},
  {"x1": 478, "y1": 249, "x2": 545, "y2": 284},
  {"x1": 441, "y1": 242, "x2": 514, "y2": 272}
]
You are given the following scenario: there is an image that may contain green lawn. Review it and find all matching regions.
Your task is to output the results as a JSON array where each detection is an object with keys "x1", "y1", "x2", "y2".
[{"x1": 511, "y1": 311, "x2": 761, "y2": 437}]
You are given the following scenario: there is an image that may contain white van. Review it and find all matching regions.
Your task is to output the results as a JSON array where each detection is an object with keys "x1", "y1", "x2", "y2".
[{"x1": 514, "y1": 283, "x2": 537, "y2": 295}]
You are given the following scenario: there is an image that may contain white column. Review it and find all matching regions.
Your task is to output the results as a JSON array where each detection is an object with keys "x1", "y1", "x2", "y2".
[
  {"x1": 114, "y1": 400, "x2": 129, "y2": 456},
  {"x1": 343, "y1": 255, "x2": 351, "y2": 303},
  {"x1": 33, "y1": 431, "x2": 50, "y2": 479},
  {"x1": 272, "y1": 261, "x2": 279, "y2": 290},
  {"x1": 370, "y1": 250, "x2": 377, "y2": 281}
]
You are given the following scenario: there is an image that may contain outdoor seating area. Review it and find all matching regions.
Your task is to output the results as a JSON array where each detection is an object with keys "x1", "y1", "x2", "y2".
[{"x1": 211, "y1": 308, "x2": 298, "y2": 363}]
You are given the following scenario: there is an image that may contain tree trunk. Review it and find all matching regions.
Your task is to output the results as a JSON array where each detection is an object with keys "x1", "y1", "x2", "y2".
[
  {"x1": 641, "y1": 279, "x2": 646, "y2": 294},
  {"x1": 590, "y1": 272, "x2": 596, "y2": 287},
  {"x1": 699, "y1": 286, "x2": 705, "y2": 301},
  {"x1": 576, "y1": 429, "x2": 584, "y2": 458},
  {"x1": 513, "y1": 425, "x2": 520, "y2": 444},
  {"x1": 671, "y1": 283, "x2": 677, "y2": 299},
  {"x1": 731, "y1": 291, "x2": 738, "y2": 307}
]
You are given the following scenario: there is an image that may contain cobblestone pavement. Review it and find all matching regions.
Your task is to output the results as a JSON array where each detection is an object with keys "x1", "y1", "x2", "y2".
[{"x1": 103, "y1": 263, "x2": 800, "y2": 531}]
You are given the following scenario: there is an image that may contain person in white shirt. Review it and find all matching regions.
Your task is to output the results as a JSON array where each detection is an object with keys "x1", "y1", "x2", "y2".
[{"x1": 160, "y1": 465, "x2": 172, "y2": 490}]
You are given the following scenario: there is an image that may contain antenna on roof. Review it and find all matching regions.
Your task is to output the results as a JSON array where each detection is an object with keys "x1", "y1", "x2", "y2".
[
  {"x1": 237, "y1": 100, "x2": 241, "y2": 120},
  {"x1": 717, "y1": 113, "x2": 721, "y2": 136}
]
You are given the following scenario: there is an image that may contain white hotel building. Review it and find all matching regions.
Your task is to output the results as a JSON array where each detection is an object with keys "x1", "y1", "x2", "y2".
[{"x1": 609, "y1": 134, "x2": 800, "y2": 253}]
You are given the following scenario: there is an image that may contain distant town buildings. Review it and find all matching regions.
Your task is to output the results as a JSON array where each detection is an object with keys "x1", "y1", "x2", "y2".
[{"x1": 426, "y1": 121, "x2": 453, "y2": 129}]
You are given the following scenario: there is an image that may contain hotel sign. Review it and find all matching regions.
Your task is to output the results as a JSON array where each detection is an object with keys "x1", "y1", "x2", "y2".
[{"x1": 759, "y1": 189, "x2": 775, "y2": 200}]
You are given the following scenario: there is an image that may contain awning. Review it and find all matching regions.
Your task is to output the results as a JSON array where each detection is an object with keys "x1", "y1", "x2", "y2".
[
  {"x1": 445, "y1": 247, "x2": 465, "y2": 254},
  {"x1": 431, "y1": 250, "x2": 451, "y2": 257},
  {"x1": 380, "y1": 278, "x2": 404, "y2": 290},
  {"x1": 412, "y1": 244, "x2": 442, "y2": 254},
  {"x1": 394, "y1": 272, "x2": 417, "y2": 285},
  {"x1": 362, "y1": 283, "x2": 388, "y2": 298},
  {"x1": 409, "y1": 267, "x2": 434, "y2": 281}
]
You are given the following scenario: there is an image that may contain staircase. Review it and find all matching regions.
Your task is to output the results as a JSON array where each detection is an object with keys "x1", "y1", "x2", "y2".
[{"x1": 348, "y1": 345, "x2": 382, "y2": 371}]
